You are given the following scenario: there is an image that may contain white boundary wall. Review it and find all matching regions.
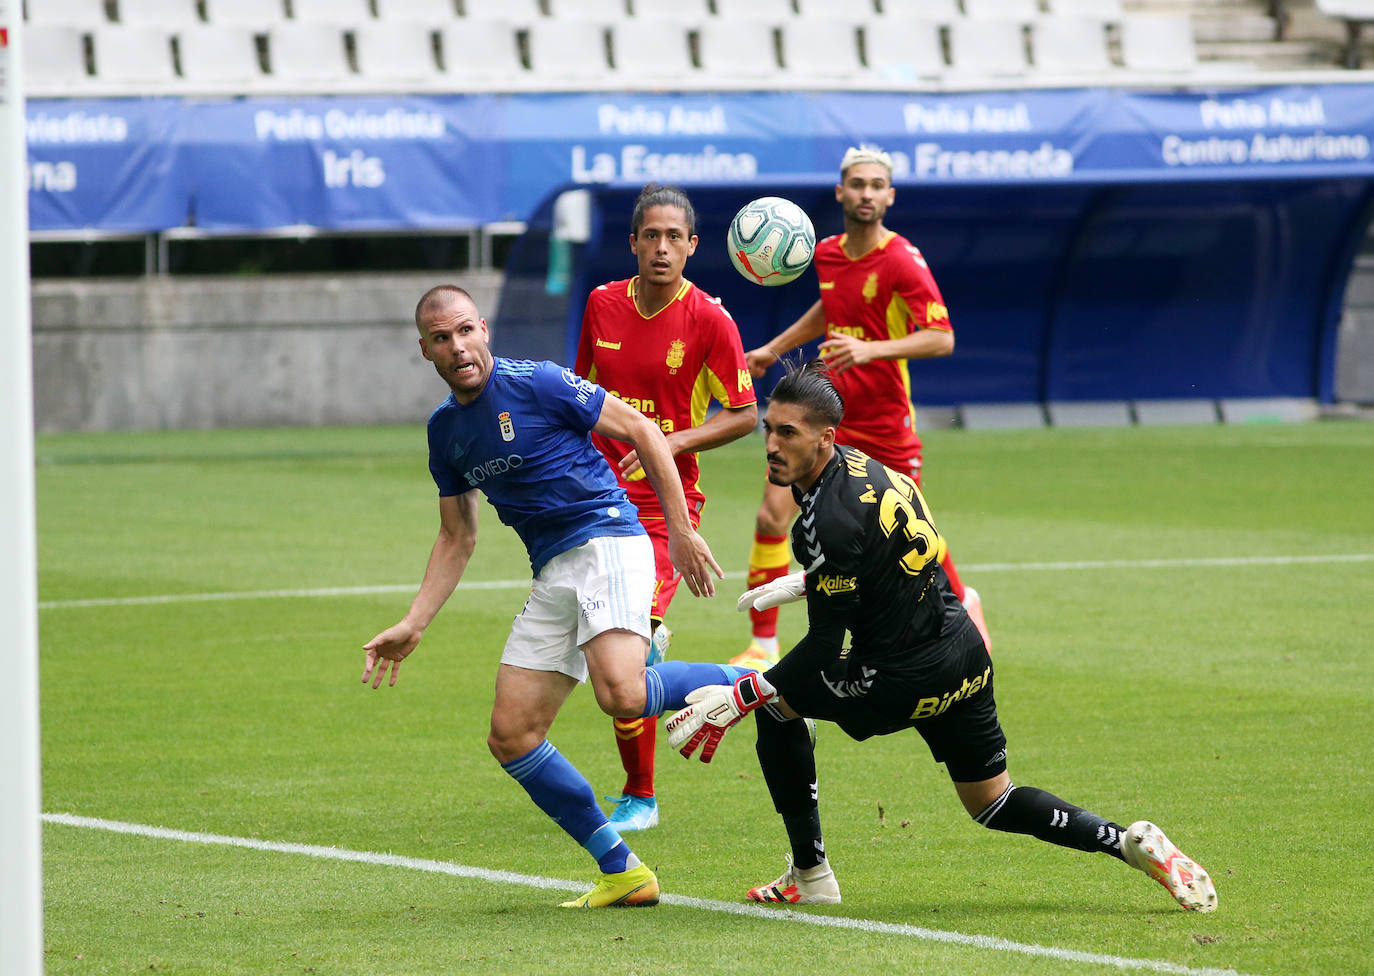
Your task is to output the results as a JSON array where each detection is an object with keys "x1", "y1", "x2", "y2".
[{"x1": 30, "y1": 271, "x2": 503, "y2": 432}]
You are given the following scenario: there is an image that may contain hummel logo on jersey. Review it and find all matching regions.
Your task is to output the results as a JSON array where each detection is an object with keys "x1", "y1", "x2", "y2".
[
  {"x1": 799, "y1": 502, "x2": 823, "y2": 566},
  {"x1": 595, "y1": 339, "x2": 621, "y2": 350}
]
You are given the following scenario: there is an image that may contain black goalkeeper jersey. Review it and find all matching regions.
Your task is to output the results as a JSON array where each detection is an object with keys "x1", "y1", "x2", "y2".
[{"x1": 767, "y1": 445, "x2": 970, "y2": 701}]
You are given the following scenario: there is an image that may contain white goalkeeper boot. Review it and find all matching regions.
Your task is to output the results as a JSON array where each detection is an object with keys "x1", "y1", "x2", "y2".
[
  {"x1": 1122, "y1": 820, "x2": 1218, "y2": 912},
  {"x1": 746, "y1": 855, "x2": 841, "y2": 905}
]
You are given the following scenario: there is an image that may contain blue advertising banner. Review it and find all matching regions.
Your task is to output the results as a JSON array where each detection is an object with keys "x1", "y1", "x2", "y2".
[
  {"x1": 25, "y1": 84, "x2": 1374, "y2": 233},
  {"x1": 177, "y1": 96, "x2": 503, "y2": 230},
  {"x1": 26, "y1": 98, "x2": 188, "y2": 232}
]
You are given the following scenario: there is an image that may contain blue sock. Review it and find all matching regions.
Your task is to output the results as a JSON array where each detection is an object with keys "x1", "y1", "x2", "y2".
[
  {"x1": 643, "y1": 662, "x2": 754, "y2": 716},
  {"x1": 501, "y1": 740, "x2": 637, "y2": 874}
]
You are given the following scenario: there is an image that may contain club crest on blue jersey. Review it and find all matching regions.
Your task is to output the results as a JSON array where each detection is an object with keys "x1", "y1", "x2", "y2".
[{"x1": 498, "y1": 410, "x2": 515, "y2": 442}]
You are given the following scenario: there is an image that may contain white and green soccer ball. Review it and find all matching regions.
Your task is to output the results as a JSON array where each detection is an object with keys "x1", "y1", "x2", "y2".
[{"x1": 727, "y1": 196, "x2": 816, "y2": 286}]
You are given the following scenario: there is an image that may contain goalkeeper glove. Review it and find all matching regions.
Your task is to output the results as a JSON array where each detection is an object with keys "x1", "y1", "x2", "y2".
[
  {"x1": 665, "y1": 672, "x2": 776, "y2": 763},
  {"x1": 736, "y1": 571, "x2": 806, "y2": 613}
]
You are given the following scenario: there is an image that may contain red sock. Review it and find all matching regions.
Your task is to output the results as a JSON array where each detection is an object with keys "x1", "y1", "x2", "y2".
[
  {"x1": 613, "y1": 716, "x2": 657, "y2": 797},
  {"x1": 940, "y1": 549, "x2": 966, "y2": 603},
  {"x1": 748, "y1": 532, "x2": 791, "y2": 639}
]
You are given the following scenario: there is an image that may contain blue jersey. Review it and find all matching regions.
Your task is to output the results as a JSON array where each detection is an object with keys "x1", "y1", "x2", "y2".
[{"x1": 427, "y1": 358, "x2": 644, "y2": 576}]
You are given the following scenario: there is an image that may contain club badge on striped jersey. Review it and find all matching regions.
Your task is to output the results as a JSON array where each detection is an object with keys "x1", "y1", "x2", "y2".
[{"x1": 497, "y1": 411, "x2": 515, "y2": 442}]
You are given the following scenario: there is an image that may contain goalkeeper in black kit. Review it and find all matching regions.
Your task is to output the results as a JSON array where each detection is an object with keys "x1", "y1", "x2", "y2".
[{"x1": 665, "y1": 360, "x2": 1218, "y2": 913}]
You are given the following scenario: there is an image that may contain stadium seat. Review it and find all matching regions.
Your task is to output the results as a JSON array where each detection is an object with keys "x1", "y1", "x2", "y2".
[
  {"x1": 22, "y1": 25, "x2": 92, "y2": 96},
  {"x1": 291, "y1": 0, "x2": 373, "y2": 26},
  {"x1": 877, "y1": 0, "x2": 959, "y2": 21},
  {"x1": 962, "y1": 0, "x2": 1040, "y2": 20},
  {"x1": 374, "y1": 0, "x2": 457, "y2": 22},
  {"x1": 1031, "y1": 17, "x2": 1112, "y2": 75},
  {"x1": 609, "y1": 18, "x2": 694, "y2": 86},
  {"x1": 546, "y1": 0, "x2": 626, "y2": 21},
  {"x1": 797, "y1": 0, "x2": 876, "y2": 17},
  {"x1": 462, "y1": 0, "x2": 543, "y2": 24},
  {"x1": 946, "y1": 17, "x2": 1028, "y2": 76},
  {"x1": 354, "y1": 22, "x2": 443, "y2": 87},
  {"x1": 1315, "y1": 0, "x2": 1374, "y2": 68},
  {"x1": 712, "y1": 0, "x2": 795, "y2": 23},
  {"x1": 861, "y1": 17, "x2": 945, "y2": 82},
  {"x1": 437, "y1": 20, "x2": 526, "y2": 87},
  {"x1": 1119, "y1": 14, "x2": 1198, "y2": 72},
  {"x1": 780, "y1": 18, "x2": 863, "y2": 83},
  {"x1": 631, "y1": 0, "x2": 711, "y2": 21},
  {"x1": 527, "y1": 20, "x2": 610, "y2": 85},
  {"x1": 175, "y1": 25, "x2": 266, "y2": 91},
  {"x1": 1315, "y1": 0, "x2": 1374, "y2": 15},
  {"x1": 1046, "y1": 0, "x2": 1123, "y2": 17},
  {"x1": 117, "y1": 0, "x2": 202, "y2": 28},
  {"x1": 90, "y1": 25, "x2": 177, "y2": 91},
  {"x1": 23, "y1": 0, "x2": 108, "y2": 26},
  {"x1": 202, "y1": 0, "x2": 287, "y2": 28},
  {"x1": 697, "y1": 18, "x2": 783, "y2": 83},
  {"x1": 266, "y1": 23, "x2": 353, "y2": 86}
]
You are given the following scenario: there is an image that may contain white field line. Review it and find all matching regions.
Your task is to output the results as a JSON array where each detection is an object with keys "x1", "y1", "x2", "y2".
[
  {"x1": 43, "y1": 812, "x2": 1258, "y2": 976},
  {"x1": 36, "y1": 553, "x2": 1374, "y2": 610}
]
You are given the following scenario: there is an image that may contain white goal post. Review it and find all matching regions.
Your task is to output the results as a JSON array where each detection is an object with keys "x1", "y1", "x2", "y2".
[{"x1": 0, "y1": 4, "x2": 45, "y2": 974}]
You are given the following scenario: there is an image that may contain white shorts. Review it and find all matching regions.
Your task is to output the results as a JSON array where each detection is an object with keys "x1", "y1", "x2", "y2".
[{"x1": 501, "y1": 534, "x2": 654, "y2": 683}]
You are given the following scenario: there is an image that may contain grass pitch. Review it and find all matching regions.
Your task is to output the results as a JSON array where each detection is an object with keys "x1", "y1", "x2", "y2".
[{"x1": 36, "y1": 420, "x2": 1374, "y2": 976}]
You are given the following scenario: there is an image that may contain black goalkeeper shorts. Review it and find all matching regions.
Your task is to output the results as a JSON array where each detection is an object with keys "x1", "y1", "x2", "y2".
[{"x1": 781, "y1": 618, "x2": 1008, "y2": 783}]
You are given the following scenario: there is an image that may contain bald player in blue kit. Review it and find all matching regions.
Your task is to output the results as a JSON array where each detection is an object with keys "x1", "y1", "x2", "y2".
[{"x1": 361, "y1": 285, "x2": 756, "y2": 907}]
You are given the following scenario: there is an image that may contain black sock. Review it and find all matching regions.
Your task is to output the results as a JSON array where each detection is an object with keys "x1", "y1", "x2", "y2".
[
  {"x1": 782, "y1": 807, "x2": 826, "y2": 871},
  {"x1": 976, "y1": 784, "x2": 1126, "y2": 861},
  {"x1": 755, "y1": 711, "x2": 825, "y2": 869}
]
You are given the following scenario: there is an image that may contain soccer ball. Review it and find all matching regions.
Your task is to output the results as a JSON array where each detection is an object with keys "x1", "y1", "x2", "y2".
[{"x1": 727, "y1": 196, "x2": 816, "y2": 287}]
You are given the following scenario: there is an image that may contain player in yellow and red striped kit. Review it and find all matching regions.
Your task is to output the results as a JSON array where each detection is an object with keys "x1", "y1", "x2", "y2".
[{"x1": 576, "y1": 183, "x2": 757, "y2": 831}]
